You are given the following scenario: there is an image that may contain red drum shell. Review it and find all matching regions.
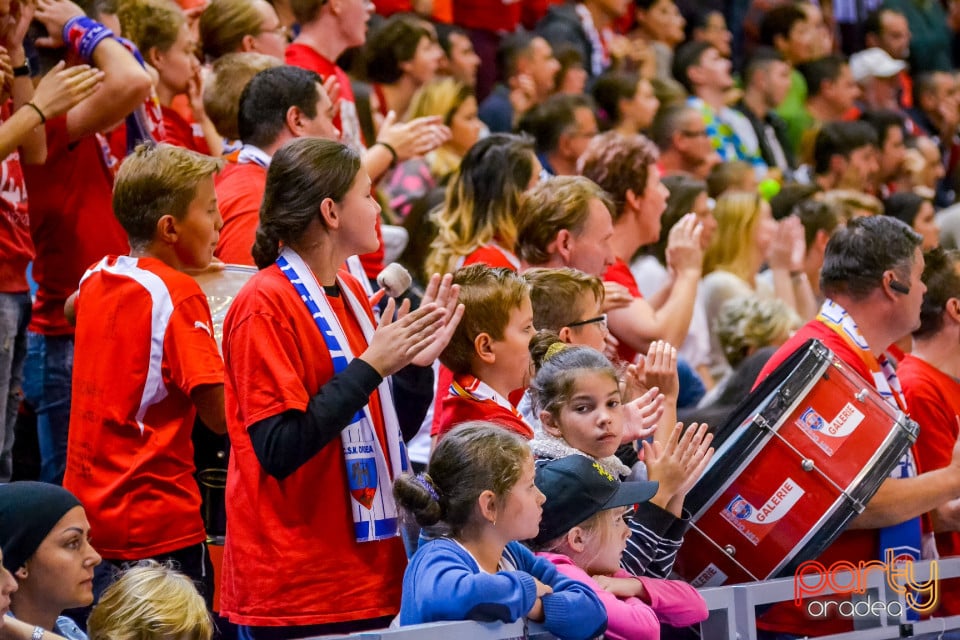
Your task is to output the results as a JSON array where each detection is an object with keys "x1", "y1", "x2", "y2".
[{"x1": 676, "y1": 339, "x2": 917, "y2": 587}]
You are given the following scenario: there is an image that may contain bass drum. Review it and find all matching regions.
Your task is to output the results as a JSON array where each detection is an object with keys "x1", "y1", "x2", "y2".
[
  {"x1": 674, "y1": 339, "x2": 918, "y2": 588},
  {"x1": 191, "y1": 265, "x2": 256, "y2": 543}
]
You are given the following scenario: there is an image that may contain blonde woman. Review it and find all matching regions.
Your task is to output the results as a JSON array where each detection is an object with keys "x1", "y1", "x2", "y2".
[
  {"x1": 700, "y1": 191, "x2": 813, "y2": 380},
  {"x1": 199, "y1": 0, "x2": 288, "y2": 62},
  {"x1": 88, "y1": 562, "x2": 212, "y2": 640},
  {"x1": 425, "y1": 133, "x2": 539, "y2": 276},
  {"x1": 385, "y1": 78, "x2": 482, "y2": 218}
]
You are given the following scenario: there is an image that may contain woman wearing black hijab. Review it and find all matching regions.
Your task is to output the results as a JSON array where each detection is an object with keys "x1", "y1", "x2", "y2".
[{"x1": 0, "y1": 482, "x2": 101, "y2": 640}]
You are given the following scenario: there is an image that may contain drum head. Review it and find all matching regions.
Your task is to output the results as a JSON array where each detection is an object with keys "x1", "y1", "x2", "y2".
[{"x1": 193, "y1": 265, "x2": 257, "y2": 349}]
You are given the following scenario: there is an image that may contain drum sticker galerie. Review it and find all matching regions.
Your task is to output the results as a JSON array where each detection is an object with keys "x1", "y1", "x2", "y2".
[
  {"x1": 794, "y1": 402, "x2": 865, "y2": 457},
  {"x1": 721, "y1": 478, "x2": 806, "y2": 545}
]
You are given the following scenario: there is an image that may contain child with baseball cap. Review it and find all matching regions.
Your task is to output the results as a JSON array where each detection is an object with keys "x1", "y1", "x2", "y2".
[{"x1": 532, "y1": 455, "x2": 708, "y2": 639}]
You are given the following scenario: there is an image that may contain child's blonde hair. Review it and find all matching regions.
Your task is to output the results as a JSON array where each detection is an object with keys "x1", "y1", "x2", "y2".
[
  {"x1": 118, "y1": 0, "x2": 185, "y2": 56},
  {"x1": 523, "y1": 267, "x2": 605, "y2": 332},
  {"x1": 203, "y1": 52, "x2": 281, "y2": 140},
  {"x1": 87, "y1": 561, "x2": 212, "y2": 640},
  {"x1": 439, "y1": 265, "x2": 531, "y2": 375},
  {"x1": 113, "y1": 143, "x2": 222, "y2": 248},
  {"x1": 537, "y1": 508, "x2": 609, "y2": 552}
]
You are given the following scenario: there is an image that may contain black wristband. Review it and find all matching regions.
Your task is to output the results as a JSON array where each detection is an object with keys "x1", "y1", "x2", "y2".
[
  {"x1": 376, "y1": 140, "x2": 398, "y2": 168},
  {"x1": 25, "y1": 102, "x2": 45, "y2": 123},
  {"x1": 12, "y1": 62, "x2": 29, "y2": 77}
]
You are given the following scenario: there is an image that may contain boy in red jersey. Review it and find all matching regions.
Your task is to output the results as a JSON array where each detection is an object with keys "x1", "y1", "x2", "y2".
[
  {"x1": 63, "y1": 143, "x2": 225, "y2": 604},
  {"x1": 434, "y1": 264, "x2": 535, "y2": 440}
]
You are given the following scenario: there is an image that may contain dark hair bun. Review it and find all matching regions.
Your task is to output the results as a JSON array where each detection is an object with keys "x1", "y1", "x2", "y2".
[{"x1": 393, "y1": 474, "x2": 442, "y2": 528}]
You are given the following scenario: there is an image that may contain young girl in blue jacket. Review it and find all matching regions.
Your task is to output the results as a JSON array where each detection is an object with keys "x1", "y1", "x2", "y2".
[{"x1": 393, "y1": 422, "x2": 607, "y2": 639}]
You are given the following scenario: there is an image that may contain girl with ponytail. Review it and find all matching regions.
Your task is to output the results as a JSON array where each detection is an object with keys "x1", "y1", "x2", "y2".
[
  {"x1": 393, "y1": 422, "x2": 607, "y2": 640},
  {"x1": 526, "y1": 332, "x2": 714, "y2": 580},
  {"x1": 219, "y1": 137, "x2": 464, "y2": 636}
]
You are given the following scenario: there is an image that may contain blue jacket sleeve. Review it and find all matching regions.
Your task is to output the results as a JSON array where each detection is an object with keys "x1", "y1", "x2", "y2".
[
  {"x1": 507, "y1": 543, "x2": 608, "y2": 640},
  {"x1": 400, "y1": 539, "x2": 538, "y2": 626}
]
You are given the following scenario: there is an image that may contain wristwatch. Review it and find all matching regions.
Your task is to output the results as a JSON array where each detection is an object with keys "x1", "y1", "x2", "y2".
[{"x1": 13, "y1": 61, "x2": 30, "y2": 77}]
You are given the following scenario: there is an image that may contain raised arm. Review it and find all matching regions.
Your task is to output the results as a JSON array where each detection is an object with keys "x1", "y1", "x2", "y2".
[
  {"x1": 851, "y1": 433, "x2": 960, "y2": 529},
  {"x1": 34, "y1": 0, "x2": 152, "y2": 143}
]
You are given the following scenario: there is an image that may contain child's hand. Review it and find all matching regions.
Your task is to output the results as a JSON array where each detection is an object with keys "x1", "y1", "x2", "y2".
[
  {"x1": 603, "y1": 330, "x2": 620, "y2": 362},
  {"x1": 640, "y1": 340, "x2": 678, "y2": 400},
  {"x1": 404, "y1": 273, "x2": 464, "y2": 368},
  {"x1": 181, "y1": 257, "x2": 225, "y2": 276},
  {"x1": 534, "y1": 578, "x2": 554, "y2": 598},
  {"x1": 362, "y1": 298, "x2": 444, "y2": 376},
  {"x1": 643, "y1": 421, "x2": 713, "y2": 505},
  {"x1": 592, "y1": 575, "x2": 646, "y2": 600},
  {"x1": 527, "y1": 579, "x2": 552, "y2": 622},
  {"x1": 621, "y1": 386, "x2": 663, "y2": 444},
  {"x1": 674, "y1": 423, "x2": 715, "y2": 498},
  {"x1": 31, "y1": 61, "x2": 103, "y2": 120},
  {"x1": 188, "y1": 68, "x2": 207, "y2": 121}
]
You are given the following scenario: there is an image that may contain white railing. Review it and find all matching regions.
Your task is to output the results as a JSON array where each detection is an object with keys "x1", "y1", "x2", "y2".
[{"x1": 327, "y1": 558, "x2": 960, "y2": 640}]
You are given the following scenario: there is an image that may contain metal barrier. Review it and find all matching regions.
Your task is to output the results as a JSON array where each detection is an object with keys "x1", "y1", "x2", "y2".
[
  {"x1": 331, "y1": 558, "x2": 960, "y2": 640},
  {"x1": 699, "y1": 557, "x2": 960, "y2": 639}
]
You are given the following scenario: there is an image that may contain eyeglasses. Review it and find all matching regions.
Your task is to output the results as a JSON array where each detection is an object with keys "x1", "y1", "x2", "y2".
[
  {"x1": 572, "y1": 129, "x2": 599, "y2": 139},
  {"x1": 260, "y1": 24, "x2": 290, "y2": 39},
  {"x1": 680, "y1": 129, "x2": 710, "y2": 138},
  {"x1": 567, "y1": 314, "x2": 607, "y2": 329}
]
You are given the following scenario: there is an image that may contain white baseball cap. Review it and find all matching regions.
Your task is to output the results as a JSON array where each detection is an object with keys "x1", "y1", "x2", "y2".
[{"x1": 849, "y1": 47, "x2": 907, "y2": 82}]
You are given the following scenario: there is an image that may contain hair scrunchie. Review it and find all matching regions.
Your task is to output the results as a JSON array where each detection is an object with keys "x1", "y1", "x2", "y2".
[
  {"x1": 544, "y1": 341, "x2": 568, "y2": 362},
  {"x1": 415, "y1": 473, "x2": 440, "y2": 502}
]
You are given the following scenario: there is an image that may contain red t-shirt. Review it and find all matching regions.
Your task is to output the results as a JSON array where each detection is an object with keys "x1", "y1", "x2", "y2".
[
  {"x1": 22, "y1": 116, "x2": 129, "y2": 335},
  {"x1": 0, "y1": 143, "x2": 32, "y2": 294},
  {"x1": 220, "y1": 265, "x2": 406, "y2": 625},
  {"x1": 753, "y1": 320, "x2": 898, "y2": 636},
  {"x1": 461, "y1": 243, "x2": 520, "y2": 270},
  {"x1": 436, "y1": 390, "x2": 534, "y2": 441},
  {"x1": 284, "y1": 43, "x2": 385, "y2": 279},
  {"x1": 453, "y1": 0, "x2": 521, "y2": 32},
  {"x1": 603, "y1": 257, "x2": 643, "y2": 364},
  {"x1": 160, "y1": 105, "x2": 211, "y2": 156},
  {"x1": 285, "y1": 43, "x2": 364, "y2": 151},
  {"x1": 214, "y1": 161, "x2": 267, "y2": 266},
  {"x1": 371, "y1": 0, "x2": 451, "y2": 21},
  {"x1": 373, "y1": 0, "x2": 410, "y2": 16},
  {"x1": 899, "y1": 354, "x2": 960, "y2": 616},
  {"x1": 64, "y1": 256, "x2": 224, "y2": 559}
]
